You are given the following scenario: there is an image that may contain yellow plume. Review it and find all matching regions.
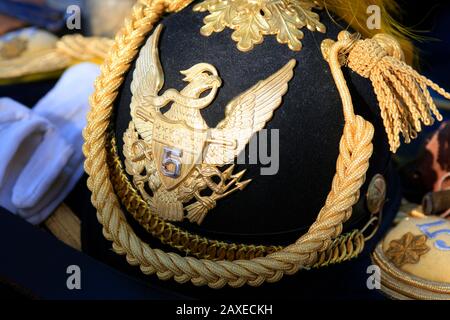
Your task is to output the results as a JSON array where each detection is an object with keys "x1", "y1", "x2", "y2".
[{"x1": 320, "y1": 0, "x2": 415, "y2": 64}]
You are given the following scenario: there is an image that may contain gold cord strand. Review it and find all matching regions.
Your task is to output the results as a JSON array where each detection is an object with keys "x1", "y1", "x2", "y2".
[
  {"x1": 84, "y1": 0, "x2": 374, "y2": 288},
  {"x1": 313, "y1": 230, "x2": 364, "y2": 268}
]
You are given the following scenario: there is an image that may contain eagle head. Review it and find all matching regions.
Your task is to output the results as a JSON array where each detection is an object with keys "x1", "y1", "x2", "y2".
[{"x1": 180, "y1": 63, "x2": 222, "y2": 95}]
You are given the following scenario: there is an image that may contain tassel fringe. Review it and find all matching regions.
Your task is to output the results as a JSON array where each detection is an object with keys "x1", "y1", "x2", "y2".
[{"x1": 341, "y1": 32, "x2": 449, "y2": 152}]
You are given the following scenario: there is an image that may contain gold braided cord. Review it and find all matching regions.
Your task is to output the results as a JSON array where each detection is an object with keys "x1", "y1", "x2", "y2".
[
  {"x1": 107, "y1": 129, "x2": 368, "y2": 263},
  {"x1": 372, "y1": 245, "x2": 450, "y2": 299},
  {"x1": 83, "y1": 0, "x2": 374, "y2": 288},
  {"x1": 313, "y1": 229, "x2": 364, "y2": 268}
]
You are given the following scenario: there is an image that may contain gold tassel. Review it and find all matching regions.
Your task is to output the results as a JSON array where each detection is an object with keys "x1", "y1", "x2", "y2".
[
  {"x1": 338, "y1": 31, "x2": 450, "y2": 152},
  {"x1": 320, "y1": 0, "x2": 415, "y2": 64}
]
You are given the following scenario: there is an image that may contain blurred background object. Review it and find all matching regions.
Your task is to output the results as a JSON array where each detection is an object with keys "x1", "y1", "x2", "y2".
[
  {"x1": 0, "y1": 0, "x2": 65, "y2": 34},
  {"x1": 0, "y1": 28, "x2": 112, "y2": 84},
  {"x1": 0, "y1": 63, "x2": 100, "y2": 225},
  {"x1": 84, "y1": 0, "x2": 134, "y2": 37},
  {"x1": 393, "y1": 0, "x2": 450, "y2": 205},
  {"x1": 401, "y1": 0, "x2": 450, "y2": 94},
  {"x1": 0, "y1": 0, "x2": 133, "y2": 37},
  {"x1": 0, "y1": 13, "x2": 27, "y2": 35},
  {"x1": 45, "y1": 0, "x2": 83, "y2": 10}
]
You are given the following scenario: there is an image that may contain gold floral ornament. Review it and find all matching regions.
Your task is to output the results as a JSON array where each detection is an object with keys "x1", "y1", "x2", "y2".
[
  {"x1": 193, "y1": 0, "x2": 326, "y2": 52},
  {"x1": 385, "y1": 232, "x2": 430, "y2": 267}
]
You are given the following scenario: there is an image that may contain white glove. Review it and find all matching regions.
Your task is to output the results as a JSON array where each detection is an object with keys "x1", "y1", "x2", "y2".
[
  {"x1": 11, "y1": 62, "x2": 100, "y2": 224},
  {"x1": 0, "y1": 98, "x2": 52, "y2": 214}
]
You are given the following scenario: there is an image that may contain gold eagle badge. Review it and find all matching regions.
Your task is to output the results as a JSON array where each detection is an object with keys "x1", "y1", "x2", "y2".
[{"x1": 123, "y1": 24, "x2": 295, "y2": 224}]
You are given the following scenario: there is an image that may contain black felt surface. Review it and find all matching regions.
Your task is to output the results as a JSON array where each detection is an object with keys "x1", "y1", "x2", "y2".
[
  {"x1": 113, "y1": 3, "x2": 391, "y2": 245},
  {"x1": 0, "y1": 208, "x2": 186, "y2": 300}
]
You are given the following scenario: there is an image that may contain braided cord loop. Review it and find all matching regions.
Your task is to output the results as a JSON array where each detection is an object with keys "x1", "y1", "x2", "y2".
[{"x1": 83, "y1": 0, "x2": 375, "y2": 288}]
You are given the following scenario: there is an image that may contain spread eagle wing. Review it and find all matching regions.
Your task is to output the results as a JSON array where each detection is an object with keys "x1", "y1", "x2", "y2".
[
  {"x1": 204, "y1": 59, "x2": 296, "y2": 165},
  {"x1": 129, "y1": 24, "x2": 164, "y2": 144}
]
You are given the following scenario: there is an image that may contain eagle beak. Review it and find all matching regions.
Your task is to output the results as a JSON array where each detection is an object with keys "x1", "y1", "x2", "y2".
[
  {"x1": 180, "y1": 69, "x2": 191, "y2": 82},
  {"x1": 180, "y1": 63, "x2": 219, "y2": 82},
  {"x1": 213, "y1": 77, "x2": 222, "y2": 87}
]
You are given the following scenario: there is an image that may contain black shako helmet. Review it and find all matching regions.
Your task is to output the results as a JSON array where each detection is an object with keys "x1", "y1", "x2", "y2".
[{"x1": 82, "y1": 0, "x2": 450, "y2": 298}]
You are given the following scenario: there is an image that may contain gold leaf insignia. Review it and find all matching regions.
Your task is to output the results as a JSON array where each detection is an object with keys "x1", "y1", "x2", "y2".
[
  {"x1": 230, "y1": 4, "x2": 269, "y2": 52},
  {"x1": 194, "y1": 0, "x2": 326, "y2": 52},
  {"x1": 385, "y1": 232, "x2": 430, "y2": 268}
]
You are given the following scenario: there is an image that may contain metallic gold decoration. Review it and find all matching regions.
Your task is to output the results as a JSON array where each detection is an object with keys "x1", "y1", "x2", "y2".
[
  {"x1": 385, "y1": 232, "x2": 430, "y2": 268},
  {"x1": 166, "y1": 0, "x2": 194, "y2": 12},
  {"x1": 366, "y1": 174, "x2": 387, "y2": 214},
  {"x1": 111, "y1": 129, "x2": 373, "y2": 262},
  {"x1": 373, "y1": 244, "x2": 450, "y2": 300},
  {"x1": 193, "y1": 0, "x2": 326, "y2": 52},
  {"x1": 313, "y1": 229, "x2": 364, "y2": 268},
  {"x1": 0, "y1": 37, "x2": 27, "y2": 59},
  {"x1": 83, "y1": 0, "x2": 379, "y2": 288},
  {"x1": 84, "y1": 0, "x2": 448, "y2": 289},
  {"x1": 320, "y1": 33, "x2": 360, "y2": 64},
  {"x1": 124, "y1": 24, "x2": 295, "y2": 224},
  {"x1": 0, "y1": 31, "x2": 112, "y2": 84},
  {"x1": 109, "y1": 131, "x2": 281, "y2": 260}
]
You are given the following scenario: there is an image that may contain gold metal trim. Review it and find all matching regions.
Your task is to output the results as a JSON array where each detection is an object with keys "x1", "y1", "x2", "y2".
[
  {"x1": 366, "y1": 173, "x2": 387, "y2": 215},
  {"x1": 372, "y1": 244, "x2": 450, "y2": 299}
]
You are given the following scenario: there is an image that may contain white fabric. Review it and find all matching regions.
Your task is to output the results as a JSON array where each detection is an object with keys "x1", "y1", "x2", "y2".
[
  {"x1": 12, "y1": 129, "x2": 74, "y2": 208},
  {"x1": 0, "y1": 98, "x2": 49, "y2": 213},
  {"x1": 0, "y1": 63, "x2": 100, "y2": 224},
  {"x1": 0, "y1": 98, "x2": 47, "y2": 186}
]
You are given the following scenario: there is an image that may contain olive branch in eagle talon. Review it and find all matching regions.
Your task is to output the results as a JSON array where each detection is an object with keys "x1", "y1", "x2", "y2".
[
  {"x1": 123, "y1": 24, "x2": 295, "y2": 224},
  {"x1": 182, "y1": 165, "x2": 251, "y2": 225}
]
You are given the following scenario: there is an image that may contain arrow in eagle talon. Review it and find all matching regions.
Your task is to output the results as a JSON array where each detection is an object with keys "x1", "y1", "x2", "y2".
[
  {"x1": 236, "y1": 179, "x2": 252, "y2": 190},
  {"x1": 223, "y1": 169, "x2": 247, "y2": 190},
  {"x1": 217, "y1": 179, "x2": 252, "y2": 199},
  {"x1": 221, "y1": 164, "x2": 235, "y2": 180}
]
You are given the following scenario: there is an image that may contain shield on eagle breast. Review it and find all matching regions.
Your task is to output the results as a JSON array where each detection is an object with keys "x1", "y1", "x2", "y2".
[{"x1": 152, "y1": 115, "x2": 208, "y2": 190}]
